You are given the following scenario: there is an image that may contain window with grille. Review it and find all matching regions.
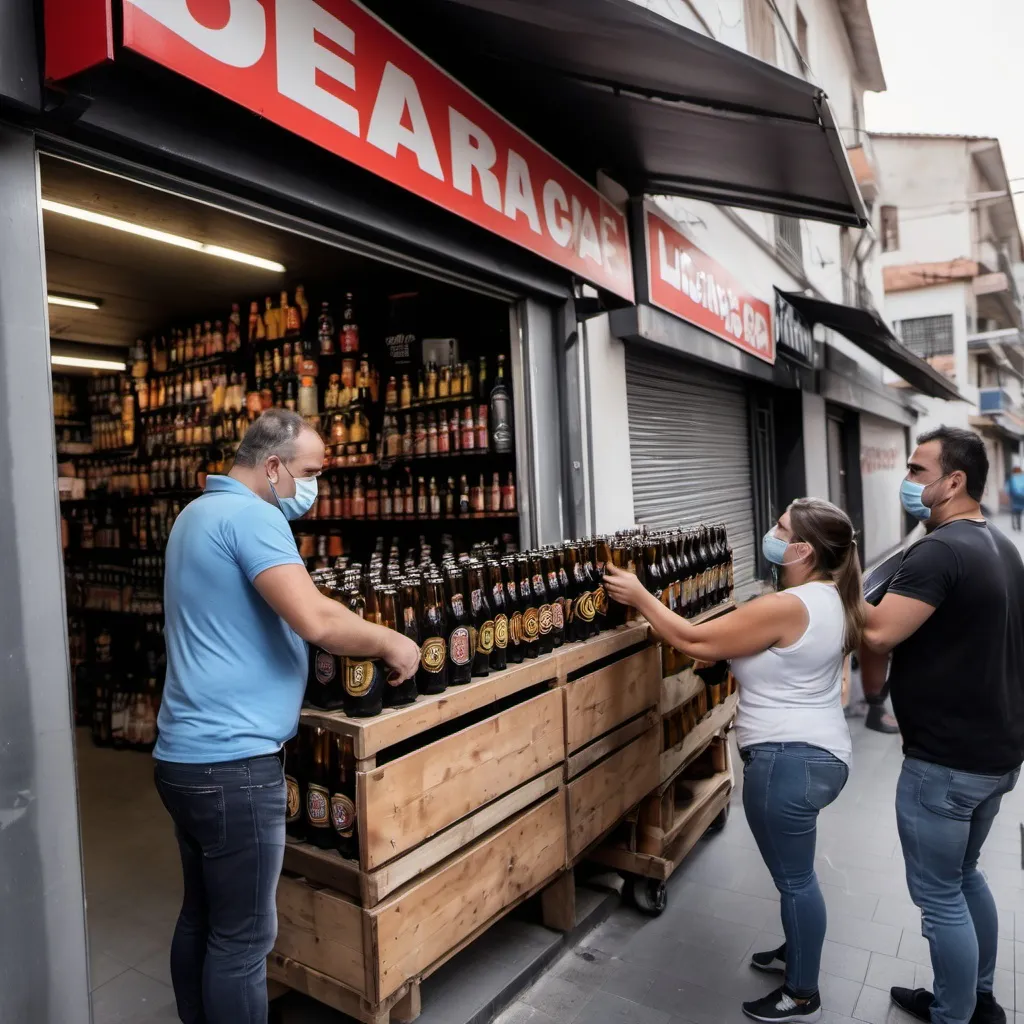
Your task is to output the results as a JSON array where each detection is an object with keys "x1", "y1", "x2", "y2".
[
  {"x1": 895, "y1": 315, "x2": 954, "y2": 359},
  {"x1": 775, "y1": 215, "x2": 803, "y2": 267},
  {"x1": 795, "y1": 6, "x2": 809, "y2": 62},
  {"x1": 744, "y1": 0, "x2": 777, "y2": 63},
  {"x1": 880, "y1": 206, "x2": 899, "y2": 252}
]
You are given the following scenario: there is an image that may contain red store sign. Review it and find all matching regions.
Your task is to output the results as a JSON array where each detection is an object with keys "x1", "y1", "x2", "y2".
[
  {"x1": 47, "y1": 0, "x2": 634, "y2": 302},
  {"x1": 642, "y1": 204, "x2": 774, "y2": 364}
]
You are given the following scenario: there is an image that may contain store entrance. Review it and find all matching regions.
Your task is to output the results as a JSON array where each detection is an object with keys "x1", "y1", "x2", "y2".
[{"x1": 42, "y1": 153, "x2": 521, "y2": 1021}]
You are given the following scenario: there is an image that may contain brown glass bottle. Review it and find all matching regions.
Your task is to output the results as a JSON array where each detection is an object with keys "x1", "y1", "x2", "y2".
[
  {"x1": 445, "y1": 566, "x2": 474, "y2": 684},
  {"x1": 531, "y1": 553, "x2": 554, "y2": 655},
  {"x1": 588, "y1": 540, "x2": 609, "y2": 633},
  {"x1": 568, "y1": 543, "x2": 597, "y2": 639},
  {"x1": 467, "y1": 560, "x2": 495, "y2": 677},
  {"x1": 486, "y1": 559, "x2": 508, "y2": 671},
  {"x1": 543, "y1": 551, "x2": 565, "y2": 648},
  {"x1": 502, "y1": 557, "x2": 524, "y2": 664},
  {"x1": 284, "y1": 729, "x2": 305, "y2": 840},
  {"x1": 304, "y1": 570, "x2": 345, "y2": 710},
  {"x1": 305, "y1": 727, "x2": 333, "y2": 848},
  {"x1": 330, "y1": 734, "x2": 359, "y2": 859},
  {"x1": 417, "y1": 573, "x2": 449, "y2": 694},
  {"x1": 342, "y1": 577, "x2": 388, "y2": 718},
  {"x1": 599, "y1": 538, "x2": 627, "y2": 629},
  {"x1": 517, "y1": 554, "x2": 540, "y2": 658},
  {"x1": 380, "y1": 585, "x2": 416, "y2": 707}
]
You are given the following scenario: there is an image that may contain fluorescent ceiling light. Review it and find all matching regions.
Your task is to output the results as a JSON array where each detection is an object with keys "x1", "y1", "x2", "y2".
[
  {"x1": 51, "y1": 354, "x2": 127, "y2": 371},
  {"x1": 48, "y1": 294, "x2": 101, "y2": 310},
  {"x1": 40, "y1": 199, "x2": 286, "y2": 273}
]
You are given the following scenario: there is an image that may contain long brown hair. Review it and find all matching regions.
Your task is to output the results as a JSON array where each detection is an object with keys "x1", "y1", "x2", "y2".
[{"x1": 787, "y1": 498, "x2": 864, "y2": 654}]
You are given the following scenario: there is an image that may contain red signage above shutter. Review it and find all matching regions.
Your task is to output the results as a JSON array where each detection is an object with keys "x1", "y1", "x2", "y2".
[
  {"x1": 643, "y1": 203, "x2": 774, "y2": 364},
  {"x1": 115, "y1": 0, "x2": 633, "y2": 301}
]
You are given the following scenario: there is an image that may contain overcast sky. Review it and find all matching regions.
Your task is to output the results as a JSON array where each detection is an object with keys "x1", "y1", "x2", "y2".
[{"x1": 864, "y1": 0, "x2": 1024, "y2": 216}]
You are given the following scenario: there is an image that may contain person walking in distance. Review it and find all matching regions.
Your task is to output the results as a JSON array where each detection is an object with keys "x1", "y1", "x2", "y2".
[
  {"x1": 861, "y1": 427, "x2": 1024, "y2": 1024},
  {"x1": 606, "y1": 499, "x2": 861, "y2": 1023},
  {"x1": 1006, "y1": 466, "x2": 1024, "y2": 532},
  {"x1": 154, "y1": 409, "x2": 419, "y2": 1024}
]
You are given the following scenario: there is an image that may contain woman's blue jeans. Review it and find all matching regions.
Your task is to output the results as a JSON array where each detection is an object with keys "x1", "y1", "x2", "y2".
[{"x1": 741, "y1": 742, "x2": 849, "y2": 998}]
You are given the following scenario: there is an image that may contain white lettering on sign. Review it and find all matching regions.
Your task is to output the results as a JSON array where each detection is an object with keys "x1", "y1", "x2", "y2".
[
  {"x1": 860, "y1": 446, "x2": 900, "y2": 474},
  {"x1": 277, "y1": 0, "x2": 358, "y2": 136},
  {"x1": 119, "y1": 0, "x2": 635, "y2": 301}
]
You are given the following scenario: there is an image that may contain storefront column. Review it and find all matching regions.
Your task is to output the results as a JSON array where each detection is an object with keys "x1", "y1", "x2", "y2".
[
  {"x1": 801, "y1": 392, "x2": 830, "y2": 499},
  {"x1": 0, "y1": 125, "x2": 91, "y2": 1023}
]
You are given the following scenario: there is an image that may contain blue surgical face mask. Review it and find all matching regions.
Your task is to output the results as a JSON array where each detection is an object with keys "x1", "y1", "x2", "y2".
[
  {"x1": 900, "y1": 476, "x2": 944, "y2": 522},
  {"x1": 269, "y1": 464, "x2": 319, "y2": 521},
  {"x1": 762, "y1": 529, "x2": 790, "y2": 566}
]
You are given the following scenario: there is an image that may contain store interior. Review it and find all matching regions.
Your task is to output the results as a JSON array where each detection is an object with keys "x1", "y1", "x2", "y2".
[{"x1": 43, "y1": 153, "x2": 521, "y2": 1022}]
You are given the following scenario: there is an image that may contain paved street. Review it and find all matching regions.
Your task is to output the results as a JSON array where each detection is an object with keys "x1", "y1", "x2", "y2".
[{"x1": 496, "y1": 513, "x2": 1024, "y2": 1024}]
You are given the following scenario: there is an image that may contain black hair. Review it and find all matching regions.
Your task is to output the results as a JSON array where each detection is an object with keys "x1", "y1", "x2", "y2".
[{"x1": 916, "y1": 426, "x2": 988, "y2": 502}]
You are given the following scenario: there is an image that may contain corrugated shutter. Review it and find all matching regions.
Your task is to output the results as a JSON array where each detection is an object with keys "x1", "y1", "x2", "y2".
[{"x1": 625, "y1": 349, "x2": 757, "y2": 590}]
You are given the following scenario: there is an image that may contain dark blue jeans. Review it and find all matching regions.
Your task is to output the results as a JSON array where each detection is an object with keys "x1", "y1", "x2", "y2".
[
  {"x1": 742, "y1": 742, "x2": 849, "y2": 998},
  {"x1": 896, "y1": 757, "x2": 1019, "y2": 1024},
  {"x1": 154, "y1": 753, "x2": 286, "y2": 1024}
]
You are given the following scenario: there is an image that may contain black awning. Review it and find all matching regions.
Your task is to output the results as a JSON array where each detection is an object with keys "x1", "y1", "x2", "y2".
[
  {"x1": 364, "y1": 0, "x2": 867, "y2": 227},
  {"x1": 777, "y1": 292, "x2": 964, "y2": 402}
]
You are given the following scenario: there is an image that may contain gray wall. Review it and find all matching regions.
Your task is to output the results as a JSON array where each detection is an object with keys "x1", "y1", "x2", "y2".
[{"x1": 0, "y1": 124, "x2": 92, "y2": 1024}]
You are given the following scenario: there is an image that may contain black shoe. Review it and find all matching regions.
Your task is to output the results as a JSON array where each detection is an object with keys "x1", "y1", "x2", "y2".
[
  {"x1": 890, "y1": 987, "x2": 933, "y2": 1022},
  {"x1": 971, "y1": 991, "x2": 1007, "y2": 1024},
  {"x1": 743, "y1": 986, "x2": 821, "y2": 1023},
  {"x1": 866, "y1": 704, "x2": 900, "y2": 734},
  {"x1": 750, "y1": 943, "x2": 787, "y2": 974}
]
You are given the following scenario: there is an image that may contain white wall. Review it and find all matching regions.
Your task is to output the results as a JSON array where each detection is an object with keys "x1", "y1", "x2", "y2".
[
  {"x1": 859, "y1": 412, "x2": 907, "y2": 562},
  {"x1": 802, "y1": 392, "x2": 830, "y2": 499}
]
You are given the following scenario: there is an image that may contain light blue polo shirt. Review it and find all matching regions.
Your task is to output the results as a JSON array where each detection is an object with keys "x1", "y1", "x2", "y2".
[{"x1": 155, "y1": 475, "x2": 307, "y2": 763}]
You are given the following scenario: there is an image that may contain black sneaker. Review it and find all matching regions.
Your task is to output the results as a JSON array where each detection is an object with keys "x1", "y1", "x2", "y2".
[
  {"x1": 743, "y1": 986, "x2": 821, "y2": 1023},
  {"x1": 971, "y1": 991, "x2": 1007, "y2": 1024},
  {"x1": 890, "y1": 987, "x2": 933, "y2": 1022},
  {"x1": 750, "y1": 943, "x2": 787, "y2": 974}
]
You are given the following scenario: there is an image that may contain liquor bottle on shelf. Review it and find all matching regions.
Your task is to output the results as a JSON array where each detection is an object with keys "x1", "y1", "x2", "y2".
[
  {"x1": 544, "y1": 549, "x2": 566, "y2": 648},
  {"x1": 417, "y1": 572, "x2": 449, "y2": 694},
  {"x1": 517, "y1": 553, "x2": 539, "y2": 659},
  {"x1": 340, "y1": 293, "x2": 359, "y2": 354},
  {"x1": 489, "y1": 353, "x2": 513, "y2": 454},
  {"x1": 444, "y1": 565, "x2": 474, "y2": 685},
  {"x1": 467, "y1": 560, "x2": 494, "y2": 678},
  {"x1": 331, "y1": 734, "x2": 359, "y2": 859},
  {"x1": 502, "y1": 556, "x2": 524, "y2": 665},
  {"x1": 486, "y1": 558, "x2": 508, "y2": 672},
  {"x1": 531, "y1": 552, "x2": 554, "y2": 656},
  {"x1": 304, "y1": 726, "x2": 333, "y2": 848}
]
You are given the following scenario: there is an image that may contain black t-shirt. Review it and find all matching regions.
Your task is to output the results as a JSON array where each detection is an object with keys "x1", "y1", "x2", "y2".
[{"x1": 887, "y1": 519, "x2": 1024, "y2": 774}]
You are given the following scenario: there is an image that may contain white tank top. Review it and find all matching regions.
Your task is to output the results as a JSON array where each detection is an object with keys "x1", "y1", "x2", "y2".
[{"x1": 731, "y1": 581, "x2": 852, "y2": 766}]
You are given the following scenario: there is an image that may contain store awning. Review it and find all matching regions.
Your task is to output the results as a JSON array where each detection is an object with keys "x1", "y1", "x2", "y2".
[
  {"x1": 777, "y1": 292, "x2": 965, "y2": 402},
  {"x1": 366, "y1": 0, "x2": 868, "y2": 228}
]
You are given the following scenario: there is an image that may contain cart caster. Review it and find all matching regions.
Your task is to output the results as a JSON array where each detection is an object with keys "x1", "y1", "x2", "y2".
[
  {"x1": 629, "y1": 876, "x2": 667, "y2": 916},
  {"x1": 704, "y1": 805, "x2": 730, "y2": 835}
]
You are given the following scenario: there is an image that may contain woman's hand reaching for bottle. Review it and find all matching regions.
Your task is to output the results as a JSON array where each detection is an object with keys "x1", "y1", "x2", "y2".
[{"x1": 603, "y1": 562, "x2": 649, "y2": 608}]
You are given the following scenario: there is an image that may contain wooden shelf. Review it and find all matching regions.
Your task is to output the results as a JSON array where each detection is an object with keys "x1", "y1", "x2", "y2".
[{"x1": 659, "y1": 691, "x2": 738, "y2": 786}]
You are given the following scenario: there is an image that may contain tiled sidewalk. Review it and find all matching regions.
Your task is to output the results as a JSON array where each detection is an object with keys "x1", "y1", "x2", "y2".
[{"x1": 497, "y1": 721, "x2": 1024, "y2": 1024}]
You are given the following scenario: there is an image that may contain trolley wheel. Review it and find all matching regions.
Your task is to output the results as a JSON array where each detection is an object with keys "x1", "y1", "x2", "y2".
[
  {"x1": 704, "y1": 805, "x2": 730, "y2": 835},
  {"x1": 630, "y1": 876, "x2": 668, "y2": 916}
]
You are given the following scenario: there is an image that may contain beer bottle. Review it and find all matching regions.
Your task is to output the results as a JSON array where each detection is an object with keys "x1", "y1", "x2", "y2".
[
  {"x1": 502, "y1": 557, "x2": 524, "y2": 664},
  {"x1": 284, "y1": 729, "x2": 305, "y2": 841},
  {"x1": 561, "y1": 543, "x2": 580, "y2": 641},
  {"x1": 342, "y1": 577, "x2": 388, "y2": 718},
  {"x1": 723, "y1": 525, "x2": 735, "y2": 602},
  {"x1": 305, "y1": 570, "x2": 346, "y2": 710},
  {"x1": 381, "y1": 585, "x2": 417, "y2": 707},
  {"x1": 417, "y1": 573, "x2": 449, "y2": 694},
  {"x1": 715, "y1": 525, "x2": 728, "y2": 605},
  {"x1": 331, "y1": 734, "x2": 359, "y2": 860},
  {"x1": 517, "y1": 554, "x2": 540, "y2": 658},
  {"x1": 305, "y1": 727, "x2": 333, "y2": 848},
  {"x1": 488, "y1": 353, "x2": 513, "y2": 454},
  {"x1": 486, "y1": 559, "x2": 508, "y2": 671},
  {"x1": 467, "y1": 560, "x2": 495, "y2": 676},
  {"x1": 445, "y1": 566, "x2": 474, "y2": 684},
  {"x1": 644, "y1": 538, "x2": 663, "y2": 601},
  {"x1": 597, "y1": 537, "x2": 623, "y2": 630},
  {"x1": 543, "y1": 550, "x2": 566, "y2": 648},
  {"x1": 590, "y1": 539, "x2": 609, "y2": 633},
  {"x1": 573, "y1": 543, "x2": 598, "y2": 638},
  {"x1": 680, "y1": 531, "x2": 695, "y2": 618},
  {"x1": 698, "y1": 526, "x2": 713, "y2": 613},
  {"x1": 531, "y1": 553, "x2": 554, "y2": 655}
]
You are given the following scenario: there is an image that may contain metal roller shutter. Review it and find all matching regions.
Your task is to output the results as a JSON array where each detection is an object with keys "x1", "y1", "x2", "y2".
[{"x1": 625, "y1": 349, "x2": 757, "y2": 591}]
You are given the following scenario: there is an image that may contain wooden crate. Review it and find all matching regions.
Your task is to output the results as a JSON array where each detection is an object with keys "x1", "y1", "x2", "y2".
[{"x1": 660, "y1": 690, "x2": 738, "y2": 785}]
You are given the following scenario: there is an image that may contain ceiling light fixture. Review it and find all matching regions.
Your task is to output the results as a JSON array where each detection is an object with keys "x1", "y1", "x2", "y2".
[
  {"x1": 40, "y1": 199, "x2": 286, "y2": 273},
  {"x1": 48, "y1": 294, "x2": 102, "y2": 310},
  {"x1": 51, "y1": 354, "x2": 128, "y2": 372}
]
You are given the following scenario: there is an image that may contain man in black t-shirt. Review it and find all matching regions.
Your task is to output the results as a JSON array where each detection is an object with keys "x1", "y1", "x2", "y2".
[{"x1": 863, "y1": 426, "x2": 1024, "y2": 1024}]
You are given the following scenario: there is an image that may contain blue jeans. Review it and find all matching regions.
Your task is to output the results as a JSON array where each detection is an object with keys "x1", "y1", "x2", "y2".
[
  {"x1": 896, "y1": 757, "x2": 1019, "y2": 1024},
  {"x1": 742, "y1": 742, "x2": 849, "y2": 997},
  {"x1": 154, "y1": 753, "x2": 287, "y2": 1024}
]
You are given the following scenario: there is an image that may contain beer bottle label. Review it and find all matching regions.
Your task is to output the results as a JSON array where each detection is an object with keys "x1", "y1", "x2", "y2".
[
  {"x1": 566, "y1": 597, "x2": 575, "y2": 625},
  {"x1": 478, "y1": 620, "x2": 495, "y2": 654},
  {"x1": 331, "y1": 793, "x2": 356, "y2": 838},
  {"x1": 532, "y1": 574, "x2": 544, "y2": 592},
  {"x1": 538, "y1": 604, "x2": 553, "y2": 635},
  {"x1": 510, "y1": 610, "x2": 523, "y2": 643},
  {"x1": 552, "y1": 598, "x2": 564, "y2": 631},
  {"x1": 494, "y1": 614, "x2": 509, "y2": 649},
  {"x1": 345, "y1": 659, "x2": 375, "y2": 696},
  {"x1": 469, "y1": 625, "x2": 479, "y2": 655},
  {"x1": 576, "y1": 592, "x2": 596, "y2": 622},
  {"x1": 522, "y1": 607, "x2": 540, "y2": 640},
  {"x1": 471, "y1": 589, "x2": 483, "y2": 614},
  {"x1": 593, "y1": 586, "x2": 608, "y2": 616},
  {"x1": 306, "y1": 783, "x2": 330, "y2": 829},
  {"x1": 285, "y1": 775, "x2": 301, "y2": 823},
  {"x1": 506, "y1": 582, "x2": 517, "y2": 603},
  {"x1": 559, "y1": 568, "x2": 569, "y2": 589},
  {"x1": 314, "y1": 649, "x2": 337, "y2": 685},
  {"x1": 420, "y1": 636, "x2": 447, "y2": 672},
  {"x1": 493, "y1": 584, "x2": 505, "y2": 607},
  {"x1": 451, "y1": 594, "x2": 465, "y2": 617},
  {"x1": 449, "y1": 626, "x2": 472, "y2": 665},
  {"x1": 547, "y1": 571, "x2": 559, "y2": 591}
]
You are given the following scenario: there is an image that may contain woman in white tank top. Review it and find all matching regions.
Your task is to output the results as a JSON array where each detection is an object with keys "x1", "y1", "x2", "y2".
[{"x1": 605, "y1": 499, "x2": 863, "y2": 1024}]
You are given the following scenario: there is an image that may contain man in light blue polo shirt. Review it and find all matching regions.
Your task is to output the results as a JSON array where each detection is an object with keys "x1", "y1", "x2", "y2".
[{"x1": 154, "y1": 409, "x2": 418, "y2": 1024}]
